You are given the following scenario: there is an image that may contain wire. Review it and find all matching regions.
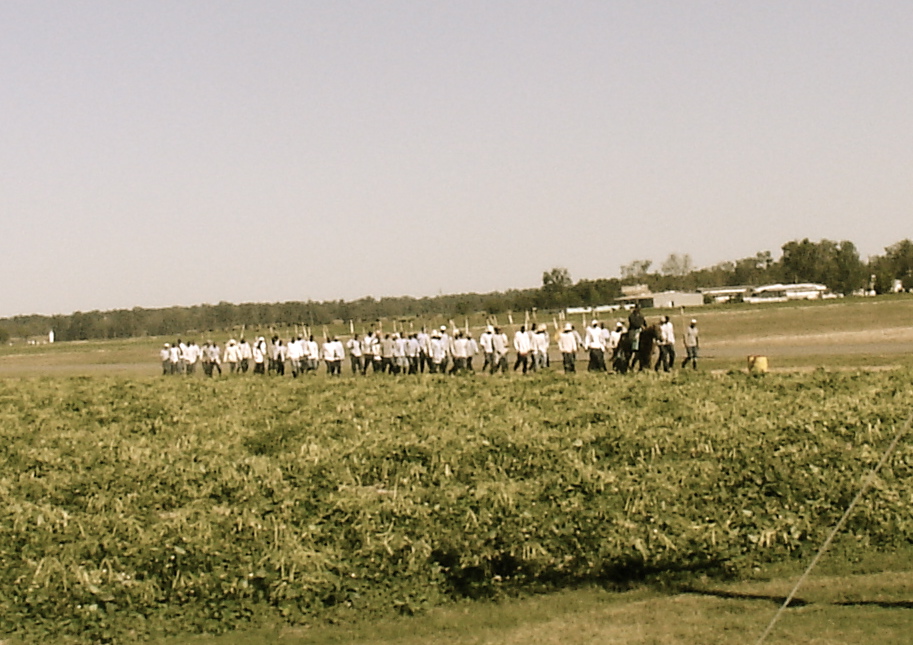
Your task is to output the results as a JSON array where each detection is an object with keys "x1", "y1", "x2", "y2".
[{"x1": 755, "y1": 409, "x2": 913, "y2": 645}]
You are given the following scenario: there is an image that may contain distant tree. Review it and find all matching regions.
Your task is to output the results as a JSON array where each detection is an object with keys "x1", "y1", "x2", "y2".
[
  {"x1": 884, "y1": 239, "x2": 913, "y2": 290},
  {"x1": 660, "y1": 253, "x2": 694, "y2": 277},
  {"x1": 540, "y1": 267, "x2": 573, "y2": 309},
  {"x1": 778, "y1": 238, "x2": 865, "y2": 294},
  {"x1": 830, "y1": 241, "x2": 867, "y2": 296},
  {"x1": 620, "y1": 259, "x2": 652, "y2": 281}
]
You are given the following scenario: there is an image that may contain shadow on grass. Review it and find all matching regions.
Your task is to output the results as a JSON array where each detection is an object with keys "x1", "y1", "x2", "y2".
[{"x1": 678, "y1": 586, "x2": 810, "y2": 608}]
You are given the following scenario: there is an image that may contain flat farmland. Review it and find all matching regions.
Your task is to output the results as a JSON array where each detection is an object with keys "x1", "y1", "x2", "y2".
[{"x1": 2, "y1": 295, "x2": 913, "y2": 377}]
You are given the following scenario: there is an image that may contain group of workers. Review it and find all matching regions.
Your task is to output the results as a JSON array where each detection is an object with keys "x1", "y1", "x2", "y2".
[{"x1": 159, "y1": 309, "x2": 700, "y2": 377}]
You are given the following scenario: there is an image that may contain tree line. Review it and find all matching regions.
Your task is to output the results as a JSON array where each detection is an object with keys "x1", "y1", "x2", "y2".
[{"x1": 2, "y1": 238, "x2": 911, "y2": 343}]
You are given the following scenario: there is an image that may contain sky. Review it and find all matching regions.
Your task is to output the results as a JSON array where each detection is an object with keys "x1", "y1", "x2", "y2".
[{"x1": 2, "y1": 1, "x2": 911, "y2": 317}]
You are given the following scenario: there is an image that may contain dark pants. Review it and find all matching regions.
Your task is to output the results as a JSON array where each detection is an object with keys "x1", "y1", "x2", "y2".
[
  {"x1": 656, "y1": 345, "x2": 674, "y2": 372},
  {"x1": 514, "y1": 353, "x2": 529, "y2": 373},
  {"x1": 562, "y1": 353, "x2": 576, "y2": 373},
  {"x1": 588, "y1": 349, "x2": 606, "y2": 371},
  {"x1": 350, "y1": 355, "x2": 363, "y2": 374},
  {"x1": 682, "y1": 346, "x2": 697, "y2": 369}
]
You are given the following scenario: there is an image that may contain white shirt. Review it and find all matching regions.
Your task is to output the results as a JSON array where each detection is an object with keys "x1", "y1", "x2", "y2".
[
  {"x1": 429, "y1": 337, "x2": 446, "y2": 362},
  {"x1": 347, "y1": 338, "x2": 363, "y2": 357},
  {"x1": 608, "y1": 329, "x2": 623, "y2": 350},
  {"x1": 287, "y1": 339, "x2": 303, "y2": 361},
  {"x1": 558, "y1": 331, "x2": 578, "y2": 353},
  {"x1": 452, "y1": 337, "x2": 470, "y2": 358},
  {"x1": 584, "y1": 326, "x2": 605, "y2": 350},
  {"x1": 492, "y1": 333, "x2": 508, "y2": 357},
  {"x1": 184, "y1": 343, "x2": 201, "y2": 363},
  {"x1": 514, "y1": 330, "x2": 531, "y2": 354},
  {"x1": 479, "y1": 331, "x2": 494, "y2": 353},
  {"x1": 224, "y1": 343, "x2": 241, "y2": 362}
]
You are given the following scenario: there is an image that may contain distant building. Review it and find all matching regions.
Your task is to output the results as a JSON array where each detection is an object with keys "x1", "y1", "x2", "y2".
[
  {"x1": 566, "y1": 304, "x2": 625, "y2": 316},
  {"x1": 616, "y1": 290, "x2": 704, "y2": 309},
  {"x1": 743, "y1": 283, "x2": 835, "y2": 303},
  {"x1": 698, "y1": 286, "x2": 753, "y2": 303}
]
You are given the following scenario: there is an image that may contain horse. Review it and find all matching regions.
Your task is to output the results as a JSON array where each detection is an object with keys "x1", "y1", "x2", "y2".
[{"x1": 614, "y1": 324, "x2": 661, "y2": 373}]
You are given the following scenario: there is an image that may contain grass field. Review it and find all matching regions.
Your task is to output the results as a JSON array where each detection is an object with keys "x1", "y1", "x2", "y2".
[
  {"x1": 1, "y1": 296, "x2": 913, "y2": 644},
  {"x1": 2, "y1": 295, "x2": 913, "y2": 377}
]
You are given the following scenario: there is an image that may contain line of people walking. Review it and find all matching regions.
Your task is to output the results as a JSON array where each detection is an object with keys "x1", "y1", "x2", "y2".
[{"x1": 159, "y1": 315, "x2": 699, "y2": 377}]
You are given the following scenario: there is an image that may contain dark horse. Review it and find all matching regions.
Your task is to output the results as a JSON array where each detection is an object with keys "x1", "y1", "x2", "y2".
[{"x1": 613, "y1": 324, "x2": 661, "y2": 373}]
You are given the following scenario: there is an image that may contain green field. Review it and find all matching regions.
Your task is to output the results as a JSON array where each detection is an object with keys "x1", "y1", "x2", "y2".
[
  {"x1": 1, "y1": 297, "x2": 913, "y2": 643},
  {"x1": 1, "y1": 366, "x2": 913, "y2": 643}
]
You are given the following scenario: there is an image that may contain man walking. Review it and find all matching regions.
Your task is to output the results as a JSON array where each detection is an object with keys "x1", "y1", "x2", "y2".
[
  {"x1": 682, "y1": 319, "x2": 699, "y2": 369},
  {"x1": 558, "y1": 323, "x2": 578, "y2": 373}
]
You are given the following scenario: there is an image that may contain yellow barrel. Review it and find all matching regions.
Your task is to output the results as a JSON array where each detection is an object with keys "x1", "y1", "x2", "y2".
[{"x1": 747, "y1": 355, "x2": 768, "y2": 374}]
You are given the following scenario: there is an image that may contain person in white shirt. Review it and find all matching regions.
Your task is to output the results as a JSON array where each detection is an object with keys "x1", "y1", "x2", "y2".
[
  {"x1": 682, "y1": 319, "x2": 699, "y2": 370},
  {"x1": 169, "y1": 341, "x2": 182, "y2": 374},
  {"x1": 331, "y1": 337, "x2": 345, "y2": 375},
  {"x1": 361, "y1": 332, "x2": 376, "y2": 374},
  {"x1": 558, "y1": 323, "x2": 579, "y2": 373},
  {"x1": 513, "y1": 326, "x2": 532, "y2": 373},
  {"x1": 438, "y1": 326, "x2": 452, "y2": 374},
  {"x1": 534, "y1": 325, "x2": 550, "y2": 369},
  {"x1": 450, "y1": 331, "x2": 469, "y2": 374},
  {"x1": 465, "y1": 332, "x2": 479, "y2": 371},
  {"x1": 527, "y1": 325, "x2": 540, "y2": 372},
  {"x1": 407, "y1": 334, "x2": 421, "y2": 374},
  {"x1": 608, "y1": 323, "x2": 625, "y2": 372},
  {"x1": 479, "y1": 326, "x2": 494, "y2": 371},
  {"x1": 656, "y1": 316, "x2": 675, "y2": 372},
  {"x1": 253, "y1": 337, "x2": 267, "y2": 375},
  {"x1": 238, "y1": 338, "x2": 252, "y2": 373},
  {"x1": 322, "y1": 337, "x2": 342, "y2": 376},
  {"x1": 306, "y1": 335, "x2": 320, "y2": 372},
  {"x1": 393, "y1": 333, "x2": 409, "y2": 374},
  {"x1": 584, "y1": 320, "x2": 607, "y2": 372},
  {"x1": 366, "y1": 332, "x2": 382, "y2": 374},
  {"x1": 286, "y1": 336, "x2": 303, "y2": 377},
  {"x1": 184, "y1": 340, "x2": 201, "y2": 375},
  {"x1": 347, "y1": 334, "x2": 364, "y2": 375},
  {"x1": 160, "y1": 344, "x2": 172, "y2": 375},
  {"x1": 490, "y1": 327, "x2": 509, "y2": 374},
  {"x1": 274, "y1": 339, "x2": 287, "y2": 376},
  {"x1": 223, "y1": 339, "x2": 241, "y2": 374},
  {"x1": 429, "y1": 331, "x2": 446, "y2": 373},
  {"x1": 206, "y1": 340, "x2": 222, "y2": 377},
  {"x1": 416, "y1": 328, "x2": 430, "y2": 373}
]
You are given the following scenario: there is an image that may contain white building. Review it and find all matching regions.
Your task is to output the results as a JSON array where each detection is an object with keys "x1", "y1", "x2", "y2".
[{"x1": 743, "y1": 283, "x2": 835, "y2": 304}]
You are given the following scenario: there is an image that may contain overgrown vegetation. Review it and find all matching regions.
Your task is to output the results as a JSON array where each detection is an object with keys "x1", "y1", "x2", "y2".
[{"x1": 1, "y1": 370, "x2": 911, "y2": 642}]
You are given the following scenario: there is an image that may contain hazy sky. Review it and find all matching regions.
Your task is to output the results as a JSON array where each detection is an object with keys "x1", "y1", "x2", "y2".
[{"x1": 2, "y1": 1, "x2": 911, "y2": 317}]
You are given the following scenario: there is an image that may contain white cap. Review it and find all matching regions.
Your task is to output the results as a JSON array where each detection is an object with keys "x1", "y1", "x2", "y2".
[{"x1": 564, "y1": 322, "x2": 573, "y2": 331}]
